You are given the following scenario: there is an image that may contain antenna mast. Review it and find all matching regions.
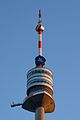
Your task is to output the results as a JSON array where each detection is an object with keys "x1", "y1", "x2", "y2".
[{"x1": 36, "y1": 10, "x2": 44, "y2": 56}]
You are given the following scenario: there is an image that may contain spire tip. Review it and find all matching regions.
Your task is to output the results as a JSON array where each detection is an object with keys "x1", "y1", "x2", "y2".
[{"x1": 39, "y1": 9, "x2": 41, "y2": 18}]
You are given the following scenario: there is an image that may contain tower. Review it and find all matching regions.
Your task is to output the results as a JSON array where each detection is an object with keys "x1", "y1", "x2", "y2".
[
  {"x1": 11, "y1": 10, "x2": 55, "y2": 120},
  {"x1": 22, "y1": 10, "x2": 55, "y2": 120}
]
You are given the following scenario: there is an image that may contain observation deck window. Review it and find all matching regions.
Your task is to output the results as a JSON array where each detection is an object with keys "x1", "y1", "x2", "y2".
[
  {"x1": 27, "y1": 69, "x2": 53, "y2": 78},
  {"x1": 27, "y1": 79, "x2": 52, "y2": 87}
]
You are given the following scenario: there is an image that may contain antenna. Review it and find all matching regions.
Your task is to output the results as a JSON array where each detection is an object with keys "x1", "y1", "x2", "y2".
[{"x1": 36, "y1": 10, "x2": 44, "y2": 56}]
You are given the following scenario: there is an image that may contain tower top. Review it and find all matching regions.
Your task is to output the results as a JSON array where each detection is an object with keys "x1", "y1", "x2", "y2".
[{"x1": 11, "y1": 10, "x2": 55, "y2": 120}]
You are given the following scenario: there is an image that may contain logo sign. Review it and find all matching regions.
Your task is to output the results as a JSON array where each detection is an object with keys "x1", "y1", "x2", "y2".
[{"x1": 35, "y1": 55, "x2": 46, "y2": 65}]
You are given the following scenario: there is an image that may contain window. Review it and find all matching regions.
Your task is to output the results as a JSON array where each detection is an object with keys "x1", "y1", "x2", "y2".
[
  {"x1": 27, "y1": 69, "x2": 53, "y2": 78},
  {"x1": 27, "y1": 79, "x2": 52, "y2": 86}
]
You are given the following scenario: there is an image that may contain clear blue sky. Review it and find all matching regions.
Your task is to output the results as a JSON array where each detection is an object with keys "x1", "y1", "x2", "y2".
[{"x1": 0, "y1": 0, "x2": 80, "y2": 120}]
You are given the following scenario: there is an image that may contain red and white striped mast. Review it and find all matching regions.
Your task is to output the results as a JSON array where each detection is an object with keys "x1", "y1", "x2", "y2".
[{"x1": 36, "y1": 10, "x2": 44, "y2": 56}]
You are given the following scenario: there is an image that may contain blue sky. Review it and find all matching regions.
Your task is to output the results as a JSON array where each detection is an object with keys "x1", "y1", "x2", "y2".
[{"x1": 0, "y1": 0, "x2": 80, "y2": 120}]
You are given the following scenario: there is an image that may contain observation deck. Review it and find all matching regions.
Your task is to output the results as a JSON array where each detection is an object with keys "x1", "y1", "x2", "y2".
[
  {"x1": 27, "y1": 67, "x2": 53, "y2": 96},
  {"x1": 22, "y1": 66, "x2": 55, "y2": 113}
]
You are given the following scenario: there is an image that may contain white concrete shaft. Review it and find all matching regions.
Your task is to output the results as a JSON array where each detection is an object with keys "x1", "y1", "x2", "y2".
[{"x1": 35, "y1": 107, "x2": 44, "y2": 120}]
